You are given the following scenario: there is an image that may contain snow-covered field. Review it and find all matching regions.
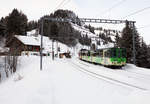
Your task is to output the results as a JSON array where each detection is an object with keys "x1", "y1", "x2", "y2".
[{"x1": 0, "y1": 56, "x2": 150, "y2": 104}]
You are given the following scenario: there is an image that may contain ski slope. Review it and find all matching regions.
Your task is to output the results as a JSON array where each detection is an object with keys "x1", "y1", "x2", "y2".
[{"x1": 0, "y1": 56, "x2": 150, "y2": 104}]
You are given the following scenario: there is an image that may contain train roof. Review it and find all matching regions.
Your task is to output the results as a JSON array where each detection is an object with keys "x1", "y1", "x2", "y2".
[
  {"x1": 96, "y1": 47, "x2": 126, "y2": 51},
  {"x1": 79, "y1": 49, "x2": 89, "y2": 52},
  {"x1": 79, "y1": 47, "x2": 126, "y2": 53}
]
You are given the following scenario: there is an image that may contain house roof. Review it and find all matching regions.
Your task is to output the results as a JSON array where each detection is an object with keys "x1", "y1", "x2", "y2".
[{"x1": 15, "y1": 35, "x2": 40, "y2": 46}]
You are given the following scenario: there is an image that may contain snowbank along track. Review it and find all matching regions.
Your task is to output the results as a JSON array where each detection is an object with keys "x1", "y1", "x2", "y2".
[
  {"x1": 78, "y1": 59, "x2": 150, "y2": 83},
  {"x1": 67, "y1": 59, "x2": 147, "y2": 91}
]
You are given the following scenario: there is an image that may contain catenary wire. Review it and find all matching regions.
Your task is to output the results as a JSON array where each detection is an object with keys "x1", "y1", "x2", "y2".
[
  {"x1": 96, "y1": 0, "x2": 127, "y2": 18},
  {"x1": 122, "y1": 6, "x2": 150, "y2": 19},
  {"x1": 53, "y1": 0, "x2": 67, "y2": 12}
]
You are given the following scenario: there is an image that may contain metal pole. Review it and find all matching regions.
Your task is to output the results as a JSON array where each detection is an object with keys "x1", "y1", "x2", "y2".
[
  {"x1": 132, "y1": 22, "x2": 136, "y2": 65},
  {"x1": 5, "y1": 56, "x2": 6, "y2": 73},
  {"x1": 40, "y1": 18, "x2": 44, "y2": 70},
  {"x1": 56, "y1": 41, "x2": 58, "y2": 58},
  {"x1": 52, "y1": 39, "x2": 54, "y2": 60}
]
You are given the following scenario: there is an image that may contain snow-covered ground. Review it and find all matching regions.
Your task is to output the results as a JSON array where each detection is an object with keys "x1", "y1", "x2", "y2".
[{"x1": 0, "y1": 56, "x2": 150, "y2": 104}]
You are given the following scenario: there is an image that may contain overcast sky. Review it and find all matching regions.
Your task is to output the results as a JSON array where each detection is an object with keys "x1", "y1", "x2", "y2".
[{"x1": 0, "y1": 0, "x2": 150, "y2": 44}]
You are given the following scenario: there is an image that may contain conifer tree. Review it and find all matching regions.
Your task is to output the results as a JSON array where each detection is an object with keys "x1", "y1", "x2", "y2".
[
  {"x1": 50, "y1": 22, "x2": 58, "y2": 41},
  {"x1": 0, "y1": 17, "x2": 6, "y2": 37},
  {"x1": 6, "y1": 8, "x2": 28, "y2": 37},
  {"x1": 120, "y1": 21, "x2": 141, "y2": 63},
  {"x1": 27, "y1": 21, "x2": 38, "y2": 31},
  {"x1": 136, "y1": 38, "x2": 149, "y2": 67}
]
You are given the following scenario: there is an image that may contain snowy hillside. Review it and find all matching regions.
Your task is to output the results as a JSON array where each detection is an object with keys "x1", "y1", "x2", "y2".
[
  {"x1": 25, "y1": 23, "x2": 116, "y2": 52},
  {"x1": 71, "y1": 23, "x2": 114, "y2": 49},
  {"x1": 71, "y1": 23, "x2": 97, "y2": 38},
  {"x1": 95, "y1": 29, "x2": 121, "y2": 42},
  {"x1": 0, "y1": 56, "x2": 150, "y2": 104},
  {"x1": 25, "y1": 26, "x2": 114, "y2": 55}
]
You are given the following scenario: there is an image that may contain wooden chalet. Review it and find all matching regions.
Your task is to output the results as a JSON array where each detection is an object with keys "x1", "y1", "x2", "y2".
[{"x1": 6, "y1": 35, "x2": 40, "y2": 55}]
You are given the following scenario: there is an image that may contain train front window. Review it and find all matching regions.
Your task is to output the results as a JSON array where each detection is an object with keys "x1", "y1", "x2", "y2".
[{"x1": 118, "y1": 49, "x2": 121, "y2": 58}]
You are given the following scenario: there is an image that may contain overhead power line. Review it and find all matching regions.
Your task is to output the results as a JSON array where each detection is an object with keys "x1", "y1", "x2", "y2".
[
  {"x1": 54, "y1": 0, "x2": 67, "y2": 11},
  {"x1": 137, "y1": 24, "x2": 150, "y2": 29},
  {"x1": 122, "y1": 6, "x2": 150, "y2": 19},
  {"x1": 96, "y1": 0, "x2": 126, "y2": 17},
  {"x1": 61, "y1": 0, "x2": 71, "y2": 8}
]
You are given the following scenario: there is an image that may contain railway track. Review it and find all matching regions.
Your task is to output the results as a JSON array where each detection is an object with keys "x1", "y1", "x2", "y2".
[
  {"x1": 124, "y1": 70, "x2": 150, "y2": 79},
  {"x1": 78, "y1": 58, "x2": 150, "y2": 83},
  {"x1": 67, "y1": 59, "x2": 147, "y2": 91}
]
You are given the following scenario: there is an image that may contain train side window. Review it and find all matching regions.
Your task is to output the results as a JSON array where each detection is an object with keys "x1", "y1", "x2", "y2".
[
  {"x1": 122, "y1": 48, "x2": 126, "y2": 58},
  {"x1": 92, "y1": 53, "x2": 95, "y2": 56},
  {"x1": 105, "y1": 50, "x2": 110, "y2": 57},
  {"x1": 104, "y1": 51, "x2": 107, "y2": 57},
  {"x1": 96, "y1": 52, "x2": 99, "y2": 56},
  {"x1": 100, "y1": 50, "x2": 103, "y2": 57},
  {"x1": 118, "y1": 49, "x2": 121, "y2": 58},
  {"x1": 93, "y1": 53, "x2": 95, "y2": 56},
  {"x1": 93, "y1": 52, "x2": 98, "y2": 56},
  {"x1": 87, "y1": 51, "x2": 90, "y2": 56},
  {"x1": 114, "y1": 49, "x2": 117, "y2": 57},
  {"x1": 111, "y1": 48, "x2": 116, "y2": 57},
  {"x1": 107, "y1": 50, "x2": 111, "y2": 57}
]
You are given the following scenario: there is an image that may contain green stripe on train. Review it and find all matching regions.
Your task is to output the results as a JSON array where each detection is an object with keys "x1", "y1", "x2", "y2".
[{"x1": 110, "y1": 57, "x2": 126, "y2": 63}]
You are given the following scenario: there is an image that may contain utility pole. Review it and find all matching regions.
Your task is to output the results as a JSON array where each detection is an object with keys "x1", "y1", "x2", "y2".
[
  {"x1": 52, "y1": 39, "x2": 54, "y2": 60},
  {"x1": 40, "y1": 18, "x2": 44, "y2": 71},
  {"x1": 56, "y1": 41, "x2": 58, "y2": 58}
]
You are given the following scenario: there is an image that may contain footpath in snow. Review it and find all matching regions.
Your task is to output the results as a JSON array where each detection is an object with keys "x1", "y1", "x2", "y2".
[{"x1": 0, "y1": 56, "x2": 150, "y2": 104}]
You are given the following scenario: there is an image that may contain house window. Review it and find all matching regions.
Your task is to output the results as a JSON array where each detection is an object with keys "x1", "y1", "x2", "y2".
[{"x1": 28, "y1": 46, "x2": 32, "y2": 51}]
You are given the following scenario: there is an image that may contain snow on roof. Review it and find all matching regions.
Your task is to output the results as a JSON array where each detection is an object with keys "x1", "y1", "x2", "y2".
[
  {"x1": 27, "y1": 29, "x2": 38, "y2": 36},
  {"x1": 0, "y1": 47, "x2": 9, "y2": 52},
  {"x1": 97, "y1": 43, "x2": 114, "y2": 49},
  {"x1": 15, "y1": 35, "x2": 40, "y2": 46}
]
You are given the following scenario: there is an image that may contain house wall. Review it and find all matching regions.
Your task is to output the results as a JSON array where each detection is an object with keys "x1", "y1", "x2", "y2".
[
  {"x1": 9, "y1": 38, "x2": 24, "y2": 55},
  {"x1": 26, "y1": 45, "x2": 40, "y2": 52}
]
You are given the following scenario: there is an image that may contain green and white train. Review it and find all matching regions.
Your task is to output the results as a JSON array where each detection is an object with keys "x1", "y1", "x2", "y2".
[{"x1": 79, "y1": 48, "x2": 126, "y2": 68}]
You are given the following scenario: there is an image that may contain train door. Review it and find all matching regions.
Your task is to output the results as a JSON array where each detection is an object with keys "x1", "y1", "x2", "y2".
[
  {"x1": 99, "y1": 50, "x2": 103, "y2": 64},
  {"x1": 87, "y1": 51, "x2": 91, "y2": 61},
  {"x1": 103, "y1": 50, "x2": 107, "y2": 65}
]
